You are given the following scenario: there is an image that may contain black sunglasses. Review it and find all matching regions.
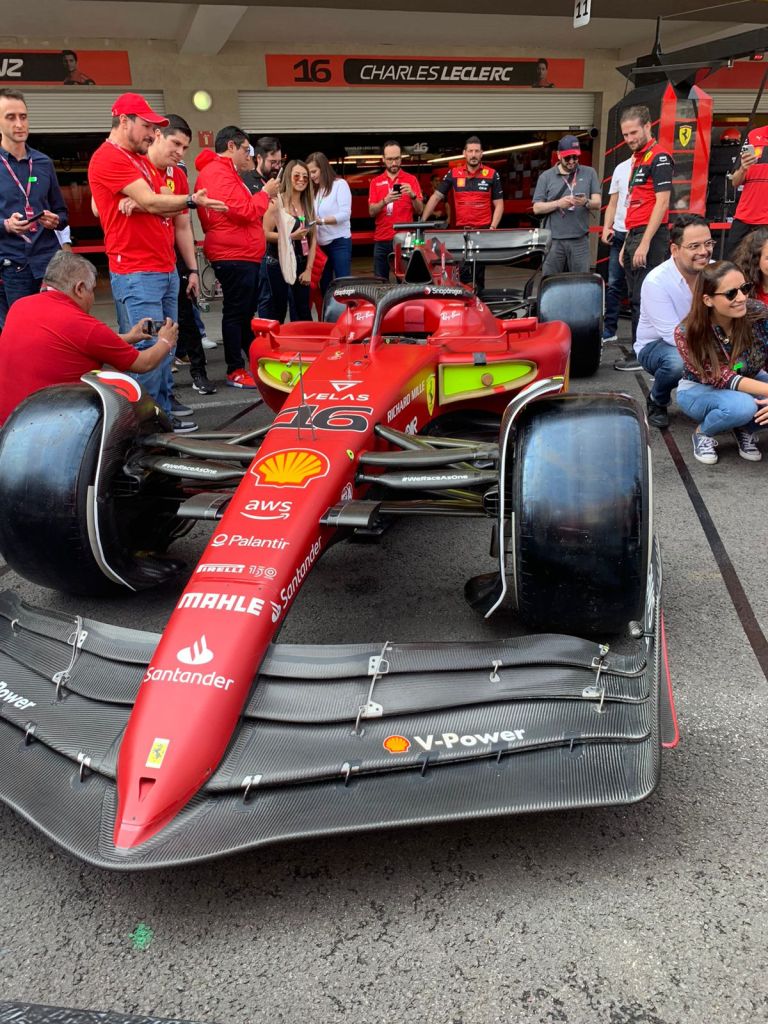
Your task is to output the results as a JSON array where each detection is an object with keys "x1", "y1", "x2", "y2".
[{"x1": 713, "y1": 282, "x2": 754, "y2": 301}]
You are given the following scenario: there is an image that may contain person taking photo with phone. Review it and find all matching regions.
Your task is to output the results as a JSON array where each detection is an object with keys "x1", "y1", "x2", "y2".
[
  {"x1": 0, "y1": 251, "x2": 176, "y2": 427},
  {"x1": 368, "y1": 140, "x2": 423, "y2": 280},
  {"x1": 727, "y1": 127, "x2": 768, "y2": 258},
  {"x1": 262, "y1": 159, "x2": 317, "y2": 322}
]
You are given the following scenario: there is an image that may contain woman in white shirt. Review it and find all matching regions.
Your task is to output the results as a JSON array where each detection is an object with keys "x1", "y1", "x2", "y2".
[{"x1": 306, "y1": 151, "x2": 352, "y2": 295}]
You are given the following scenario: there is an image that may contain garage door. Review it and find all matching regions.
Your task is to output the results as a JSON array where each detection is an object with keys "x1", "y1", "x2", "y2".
[
  {"x1": 21, "y1": 91, "x2": 166, "y2": 133},
  {"x1": 239, "y1": 89, "x2": 596, "y2": 133},
  {"x1": 709, "y1": 91, "x2": 768, "y2": 115}
]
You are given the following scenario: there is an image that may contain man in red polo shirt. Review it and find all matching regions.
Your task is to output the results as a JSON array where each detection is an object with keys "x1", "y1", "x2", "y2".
[
  {"x1": 194, "y1": 125, "x2": 280, "y2": 389},
  {"x1": 88, "y1": 92, "x2": 225, "y2": 428},
  {"x1": 421, "y1": 135, "x2": 504, "y2": 290},
  {"x1": 613, "y1": 105, "x2": 674, "y2": 367},
  {"x1": 0, "y1": 250, "x2": 176, "y2": 427},
  {"x1": 727, "y1": 126, "x2": 768, "y2": 257},
  {"x1": 368, "y1": 140, "x2": 424, "y2": 281}
]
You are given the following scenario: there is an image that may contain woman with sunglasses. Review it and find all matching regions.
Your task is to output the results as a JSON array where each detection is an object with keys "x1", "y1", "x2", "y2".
[
  {"x1": 734, "y1": 226, "x2": 768, "y2": 306},
  {"x1": 262, "y1": 159, "x2": 316, "y2": 322},
  {"x1": 306, "y1": 151, "x2": 352, "y2": 296},
  {"x1": 674, "y1": 261, "x2": 768, "y2": 464}
]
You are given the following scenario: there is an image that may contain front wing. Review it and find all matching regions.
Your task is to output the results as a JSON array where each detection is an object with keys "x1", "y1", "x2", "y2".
[{"x1": 0, "y1": 543, "x2": 672, "y2": 869}]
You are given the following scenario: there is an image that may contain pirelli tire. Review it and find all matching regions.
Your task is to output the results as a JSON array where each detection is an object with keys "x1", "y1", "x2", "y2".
[
  {"x1": 0, "y1": 383, "x2": 182, "y2": 596},
  {"x1": 511, "y1": 393, "x2": 650, "y2": 636},
  {"x1": 537, "y1": 271, "x2": 604, "y2": 378}
]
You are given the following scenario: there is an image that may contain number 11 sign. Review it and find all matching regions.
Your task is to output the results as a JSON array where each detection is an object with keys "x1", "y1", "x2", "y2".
[{"x1": 574, "y1": 0, "x2": 590, "y2": 27}]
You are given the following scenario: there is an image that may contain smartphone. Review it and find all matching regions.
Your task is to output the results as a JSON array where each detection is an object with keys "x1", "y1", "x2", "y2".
[
  {"x1": 143, "y1": 319, "x2": 165, "y2": 335},
  {"x1": 25, "y1": 210, "x2": 45, "y2": 223},
  {"x1": 392, "y1": 183, "x2": 402, "y2": 194},
  {"x1": 276, "y1": 166, "x2": 285, "y2": 183},
  {"x1": 574, "y1": 192, "x2": 586, "y2": 199},
  {"x1": 742, "y1": 143, "x2": 756, "y2": 159}
]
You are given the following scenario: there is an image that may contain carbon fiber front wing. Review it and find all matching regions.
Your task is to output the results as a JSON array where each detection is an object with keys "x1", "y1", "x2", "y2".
[{"x1": 0, "y1": 542, "x2": 674, "y2": 869}]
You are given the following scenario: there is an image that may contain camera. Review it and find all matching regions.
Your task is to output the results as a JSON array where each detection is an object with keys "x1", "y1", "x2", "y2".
[{"x1": 143, "y1": 319, "x2": 165, "y2": 335}]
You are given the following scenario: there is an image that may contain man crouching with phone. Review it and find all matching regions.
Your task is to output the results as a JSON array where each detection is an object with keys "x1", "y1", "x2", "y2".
[{"x1": 0, "y1": 251, "x2": 177, "y2": 427}]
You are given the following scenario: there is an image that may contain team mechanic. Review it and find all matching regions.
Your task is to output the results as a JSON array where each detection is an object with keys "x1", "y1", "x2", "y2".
[
  {"x1": 421, "y1": 135, "x2": 503, "y2": 291},
  {"x1": 613, "y1": 104, "x2": 674, "y2": 369}
]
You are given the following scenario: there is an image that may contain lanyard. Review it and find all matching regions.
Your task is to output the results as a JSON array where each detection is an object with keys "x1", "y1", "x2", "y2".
[
  {"x1": 0, "y1": 154, "x2": 33, "y2": 203},
  {"x1": 108, "y1": 140, "x2": 155, "y2": 186}
]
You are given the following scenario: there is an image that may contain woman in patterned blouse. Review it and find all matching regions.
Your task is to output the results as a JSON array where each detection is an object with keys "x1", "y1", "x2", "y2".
[{"x1": 674, "y1": 260, "x2": 768, "y2": 465}]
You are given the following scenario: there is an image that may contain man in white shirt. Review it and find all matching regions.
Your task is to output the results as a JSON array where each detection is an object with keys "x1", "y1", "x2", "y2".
[
  {"x1": 600, "y1": 157, "x2": 632, "y2": 343},
  {"x1": 616, "y1": 213, "x2": 713, "y2": 428}
]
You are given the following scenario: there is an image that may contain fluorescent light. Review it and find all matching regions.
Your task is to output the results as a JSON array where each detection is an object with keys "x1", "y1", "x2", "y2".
[{"x1": 427, "y1": 141, "x2": 544, "y2": 164}]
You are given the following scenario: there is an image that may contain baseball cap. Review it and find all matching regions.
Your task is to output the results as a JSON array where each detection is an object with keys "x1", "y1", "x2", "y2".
[
  {"x1": 558, "y1": 134, "x2": 581, "y2": 157},
  {"x1": 111, "y1": 92, "x2": 169, "y2": 127}
]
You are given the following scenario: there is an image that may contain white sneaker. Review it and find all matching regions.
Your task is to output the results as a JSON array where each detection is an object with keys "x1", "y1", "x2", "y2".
[
  {"x1": 201, "y1": 336, "x2": 217, "y2": 350},
  {"x1": 692, "y1": 431, "x2": 718, "y2": 465},
  {"x1": 733, "y1": 427, "x2": 762, "y2": 462}
]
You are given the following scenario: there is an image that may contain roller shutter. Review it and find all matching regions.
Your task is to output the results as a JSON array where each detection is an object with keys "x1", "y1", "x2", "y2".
[
  {"x1": 709, "y1": 91, "x2": 768, "y2": 115},
  {"x1": 20, "y1": 91, "x2": 166, "y2": 133},
  {"x1": 239, "y1": 89, "x2": 596, "y2": 132}
]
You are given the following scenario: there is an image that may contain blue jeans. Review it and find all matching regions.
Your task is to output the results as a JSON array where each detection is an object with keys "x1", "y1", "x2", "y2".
[
  {"x1": 603, "y1": 229, "x2": 626, "y2": 336},
  {"x1": 110, "y1": 269, "x2": 178, "y2": 415},
  {"x1": 636, "y1": 338, "x2": 684, "y2": 407},
  {"x1": 373, "y1": 240, "x2": 393, "y2": 281},
  {"x1": 677, "y1": 371, "x2": 768, "y2": 436},
  {"x1": 320, "y1": 236, "x2": 353, "y2": 294},
  {"x1": 0, "y1": 261, "x2": 43, "y2": 329}
]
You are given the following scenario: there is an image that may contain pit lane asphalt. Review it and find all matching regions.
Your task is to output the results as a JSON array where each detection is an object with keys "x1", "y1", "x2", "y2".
[{"x1": 1, "y1": 283, "x2": 767, "y2": 1024}]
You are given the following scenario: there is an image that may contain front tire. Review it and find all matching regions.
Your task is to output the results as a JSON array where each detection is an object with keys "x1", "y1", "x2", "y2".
[
  {"x1": 0, "y1": 384, "x2": 182, "y2": 596},
  {"x1": 512, "y1": 393, "x2": 649, "y2": 635}
]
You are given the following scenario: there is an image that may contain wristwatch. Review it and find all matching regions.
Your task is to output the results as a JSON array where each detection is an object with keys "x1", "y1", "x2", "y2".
[{"x1": 186, "y1": 196, "x2": 198, "y2": 209}]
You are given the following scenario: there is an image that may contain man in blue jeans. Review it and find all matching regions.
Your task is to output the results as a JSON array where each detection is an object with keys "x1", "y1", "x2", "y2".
[
  {"x1": 624, "y1": 214, "x2": 713, "y2": 428},
  {"x1": 600, "y1": 156, "x2": 632, "y2": 343}
]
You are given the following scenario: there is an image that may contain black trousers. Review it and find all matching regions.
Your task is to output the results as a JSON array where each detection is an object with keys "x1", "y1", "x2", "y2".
[
  {"x1": 211, "y1": 260, "x2": 260, "y2": 374},
  {"x1": 175, "y1": 261, "x2": 206, "y2": 377},
  {"x1": 623, "y1": 225, "x2": 670, "y2": 344}
]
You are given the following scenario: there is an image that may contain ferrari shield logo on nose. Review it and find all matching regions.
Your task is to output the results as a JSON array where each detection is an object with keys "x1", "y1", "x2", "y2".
[{"x1": 678, "y1": 125, "x2": 692, "y2": 148}]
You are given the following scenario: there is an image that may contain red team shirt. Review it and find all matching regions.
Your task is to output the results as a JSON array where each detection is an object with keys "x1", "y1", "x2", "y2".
[
  {"x1": 88, "y1": 141, "x2": 176, "y2": 274},
  {"x1": 436, "y1": 164, "x2": 503, "y2": 228},
  {"x1": 368, "y1": 170, "x2": 423, "y2": 242},
  {"x1": 624, "y1": 138, "x2": 674, "y2": 231},
  {"x1": 0, "y1": 290, "x2": 139, "y2": 426},
  {"x1": 735, "y1": 127, "x2": 768, "y2": 226}
]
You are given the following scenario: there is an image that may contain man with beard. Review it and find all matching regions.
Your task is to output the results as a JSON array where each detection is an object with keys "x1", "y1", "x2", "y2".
[
  {"x1": 532, "y1": 134, "x2": 600, "y2": 278},
  {"x1": 612, "y1": 104, "x2": 674, "y2": 368},
  {"x1": 626, "y1": 214, "x2": 714, "y2": 428},
  {"x1": 242, "y1": 135, "x2": 282, "y2": 194},
  {"x1": 421, "y1": 135, "x2": 503, "y2": 290},
  {"x1": 368, "y1": 139, "x2": 423, "y2": 281},
  {"x1": 88, "y1": 92, "x2": 225, "y2": 428}
]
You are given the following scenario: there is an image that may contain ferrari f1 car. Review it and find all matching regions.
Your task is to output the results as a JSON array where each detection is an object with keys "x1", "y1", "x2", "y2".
[{"x1": 0, "y1": 228, "x2": 677, "y2": 869}]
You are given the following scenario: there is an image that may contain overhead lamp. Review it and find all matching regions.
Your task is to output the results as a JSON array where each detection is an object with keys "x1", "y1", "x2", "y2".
[
  {"x1": 427, "y1": 141, "x2": 545, "y2": 165},
  {"x1": 192, "y1": 90, "x2": 213, "y2": 112}
]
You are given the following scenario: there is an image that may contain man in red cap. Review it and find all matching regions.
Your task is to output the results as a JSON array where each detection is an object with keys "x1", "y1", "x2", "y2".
[
  {"x1": 727, "y1": 126, "x2": 768, "y2": 257},
  {"x1": 88, "y1": 92, "x2": 226, "y2": 431}
]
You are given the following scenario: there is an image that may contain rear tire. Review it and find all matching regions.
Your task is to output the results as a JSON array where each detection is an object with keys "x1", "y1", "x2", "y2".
[
  {"x1": 512, "y1": 393, "x2": 649, "y2": 635},
  {"x1": 0, "y1": 385, "x2": 181, "y2": 596},
  {"x1": 538, "y1": 272, "x2": 603, "y2": 378}
]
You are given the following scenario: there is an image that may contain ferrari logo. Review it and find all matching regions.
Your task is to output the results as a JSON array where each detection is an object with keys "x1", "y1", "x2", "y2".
[
  {"x1": 146, "y1": 738, "x2": 170, "y2": 769},
  {"x1": 457, "y1": 178, "x2": 465, "y2": 187},
  {"x1": 426, "y1": 374, "x2": 436, "y2": 415},
  {"x1": 482, "y1": 168, "x2": 489, "y2": 177},
  {"x1": 166, "y1": 177, "x2": 176, "y2": 192},
  {"x1": 678, "y1": 125, "x2": 692, "y2": 148}
]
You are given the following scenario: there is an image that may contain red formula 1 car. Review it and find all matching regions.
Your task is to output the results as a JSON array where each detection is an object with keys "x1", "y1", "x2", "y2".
[{"x1": 0, "y1": 229, "x2": 676, "y2": 869}]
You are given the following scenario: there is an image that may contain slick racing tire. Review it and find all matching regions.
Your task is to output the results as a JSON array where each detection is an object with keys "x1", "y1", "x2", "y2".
[
  {"x1": 512, "y1": 393, "x2": 649, "y2": 636},
  {"x1": 538, "y1": 272, "x2": 603, "y2": 378},
  {"x1": 322, "y1": 275, "x2": 387, "y2": 323},
  {"x1": 0, "y1": 384, "x2": 181, "y2": 596}
]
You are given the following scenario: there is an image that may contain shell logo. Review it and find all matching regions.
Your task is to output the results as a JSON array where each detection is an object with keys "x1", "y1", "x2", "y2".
[
  {"x1": 251, "y1": 448, "x2": 330, "y2": 488},
  {"x1": 383, "y1": 735, "x2": 411, "y2": 754}
]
